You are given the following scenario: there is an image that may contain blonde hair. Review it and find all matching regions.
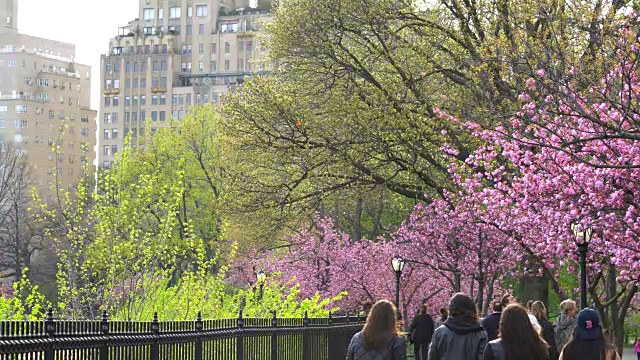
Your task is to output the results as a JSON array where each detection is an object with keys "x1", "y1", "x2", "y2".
[
  {"x1": 530, "y1": 301, "x2": 547, "y2": 321},
  {"x1": 559, "y1": 299, "x2": 577, "y2": 314}
]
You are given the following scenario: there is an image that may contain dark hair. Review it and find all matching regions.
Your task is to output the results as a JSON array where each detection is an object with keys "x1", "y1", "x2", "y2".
[
  {"x1": 499, "y1": 304, "x2": 548, "y2": 360},
  {"x1": 439, "y1": 307, "x2": 448, "y2": 317},
  {"x1": 561, "y1": 336, "x2": 616, "y2": 360},
  {"x1": 492, "y1": 300, "x2": 503, "y2": 312},
  {"x1": 448, "y1": 293, "x2": 478, "y2": 322},
  {"x1": 362, "y1": 300, "x2": 398, "y2": 351},
  {"x1": 418, "y1": 303, "x2": 428, "y2": 315}
]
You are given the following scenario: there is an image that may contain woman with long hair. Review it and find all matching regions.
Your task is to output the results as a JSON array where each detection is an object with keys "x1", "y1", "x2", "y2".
[
  {"x1": 346, "y1": 300, "x2": 406, "y2": 360},
  {"x1": 558, "y1": 309, "x2": 620, "y2": 360},
  {"x1": 530, "y1": 301, "x2": 559, "y2": 359},
  {"x1": 483, "y1": 304, "x2": 548, "y2": 360},
  {"x1": 427, "y1": 293, "x2": 487, "y2": 360}
]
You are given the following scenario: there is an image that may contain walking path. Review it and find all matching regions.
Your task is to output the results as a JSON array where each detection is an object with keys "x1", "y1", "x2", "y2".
[{"x1": 622, "y1": 348, "x2": 636, "y2": 360}]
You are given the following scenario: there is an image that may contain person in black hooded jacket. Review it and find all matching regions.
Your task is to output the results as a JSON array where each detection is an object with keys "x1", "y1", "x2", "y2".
[
  {"x1": 427, "y1": 293, "x2": 488, "y2": 360},
  {"x1": 410, "y1": 303, "x2": 435, "y2": 360}
]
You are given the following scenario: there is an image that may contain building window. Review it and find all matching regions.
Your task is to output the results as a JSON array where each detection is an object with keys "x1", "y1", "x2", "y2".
[
  {"x1": 143, "y1": 8, "x2": 154, "y2": 20},
  {"x1": 125, "y1": 96, "x2": 131, "y2": 106},
  {"x1": 169, "y1": 7, "x2": 181, "y2": 19},
  {"x1": 15, "y1": 105, "x2": 28, "y2": 113},
  {"x1": 132, "y1": 112, "x2": 138, "y2": 122},
  {"x1": 159, "y1": 111, "x2": 166, "y2": 121},
  {"x1": 112, "y1": 129, "x2": 119, "y2": 139},
  {"x1": 151, "y1": 111, "x2": 157, "y2": 121},
  {"x1": 124, "y1": 112, "x2": 130, "y2": 122},
  {"x1": 153, "y1": 61, "x2": 159, "y2": 71},
  {"x1": 161, "y1": 61, "x2": 167, "y2": 71},
  {"x1": 133, "y1": 78, "x2": 139, "y2": 88},
  {"x1": 133, "y1": 96, "x2": 139, "y2": 105},
  {"x1": 114, "y1": 62, "x2": 120, "y2": 73},
  {"x1": 103, "y1": 145, "x2": 110, "y2": 156},
  {"x1": 211, "y1": 43, "x2": 217, "y2": 53},
  {"x1": 0, "y1": 120, "x2": 5, "y2": 128},
  {"x1": 246, "y1": 41, "x2": 253, "y2": 51},
  {"x1": 104, "y1": 113, "x2": 111, "y2": 123},
  {"x1": 104, "y1": 96, "x2": 111, "y2": 107},
  {"x1": 141, "y1": 78, "x2": 147, "y2": 88},
  {"x1": 125, "y1": 79, "x2": 131, "y2": 88},
  {"x1": 48, "y1": 110, "x2": 55, "y2": 118},
  {"x1": 158, "y1": 8, "x2": 164, "y2": 19},
  {"x1": 112, "y1": 145, "x2": 118, "y2": 155},
  {"x1": 125, "y1": 61, "x2": 130, "y2": 72},
  {"x1": 238, "y1": 41, "x2": 244, "y2": 51},
  {"x1": 140, "y1": 111, "x2": 146, "y2": 121},
  {"x1": 172, "y1": 94, "x2": 178, "y2": 104},
  {"x1": 133, "y1": 62, "x2": 139, "y2": 72},
  {"x1": 199, "y1": 24, "x2": 204, "y2": 34},
  {"x1": 199, "y1": 43, "x2": 204, "y2": 54},
  {"x1": 225, "y1": 60, "x2": 230, "y2": 71},
  {"x1": 186, "y1": 25, "x2": 192, "y2": 35},
  {"x1": 103, "y1": 129, "x2": 111, "y2": 139},
  {"x1": 199, "y1": 61, "x2": 204, "y2": 71},
  {"x1": 186, "y1": 94, "x2": 191, "y2": 105},
  {"x1": 112, "y1": 112, "x2": 118, "y2": 123},
  {"x1": 14, "y1": 119, "x2": 27, "y2": 128},
  {"x1": 187, "y1": 6, "x2": 193, "y2": 17},
  {"x1": 152, "y1": 95, "x2": 158, "y2": 105},
  {"x1": 225, "y1": 42, "x2": 230, "y2": 53},
  {"x1": 142, "y1": 61, "x2": 147, "y2": 72},
  {"x1": 196, "y1": 5, "x2": 208, "y2": 16},
  {"x1": 159, "y1": 95, "x2": 166, "y2": 105},
  {"x1": 160, "y1": 77, "x2": 167, "y2": 88},
  {"x1": 113, "y1": 96, "x2": 119, "y2": 106},
  {"x1": 141, "y1": 96, "x2": 146, "y2": 105},
  {"x1": 81, "y1": 128, "x2": 89, "y2": 137},
  {"x1": 113, "y1": 80, "x2": 120, "y2": 89}
]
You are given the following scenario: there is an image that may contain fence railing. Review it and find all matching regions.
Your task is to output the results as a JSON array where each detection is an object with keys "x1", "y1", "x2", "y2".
[{"x1": 0, "y1": 309, "x2": 364, "y2": 360}]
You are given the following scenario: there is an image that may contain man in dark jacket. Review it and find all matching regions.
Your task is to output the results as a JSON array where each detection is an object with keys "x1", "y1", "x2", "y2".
[
  {"x1": 410, "y1": 303, "x2": 435, "y2": 360},
  {"x1": 427, "y1": 293, "x2": 487, "y2": 360},
  {"x1": 481, "y1": 301, "x2": 503, "y2": 341}
]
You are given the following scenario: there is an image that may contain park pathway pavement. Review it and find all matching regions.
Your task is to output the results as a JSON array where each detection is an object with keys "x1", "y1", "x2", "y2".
[{"x1": 622, "y1": 348, "x2": 636, "y2": 360}]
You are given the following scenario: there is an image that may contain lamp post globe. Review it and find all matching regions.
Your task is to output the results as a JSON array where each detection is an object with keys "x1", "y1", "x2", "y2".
[{"x1": 572, "y1": 223, "x2": 592, "y2": 309}]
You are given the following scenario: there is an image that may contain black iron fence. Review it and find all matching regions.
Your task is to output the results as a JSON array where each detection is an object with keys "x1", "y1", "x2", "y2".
[{"x1": 0, "y1": 309, "x2": 364, "y2": 360}]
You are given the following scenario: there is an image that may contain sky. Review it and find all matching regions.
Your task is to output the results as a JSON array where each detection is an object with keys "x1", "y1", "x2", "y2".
[{"x1": 18, "y1": 0, "x2": 139, "y2": 110}]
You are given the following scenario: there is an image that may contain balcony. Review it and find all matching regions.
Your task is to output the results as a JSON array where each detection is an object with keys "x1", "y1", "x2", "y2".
[
  {"x1": 0, "y1": 94, "x2": 47, "y2": 102},
  {"x1": 151, "y1": 87, "x2": 167, "y2": 93},
  {"x1": 104, "y1": 89, "x2": 120, "y2": 95}
]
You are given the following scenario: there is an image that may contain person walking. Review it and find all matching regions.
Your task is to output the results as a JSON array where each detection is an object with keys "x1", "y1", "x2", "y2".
[
  {"x1": 481, "y1": 301, "x2": 503, "y2": 342},
  {"x1": 346, "y1": 299, "x2": 406, "y2": 360},
  {"x1": 410, "y1": 303, "x2": 435, "y2": 360},
  {"x1": 435, "y1": 308, "x2": 448, "y2": 328},
  {"x1": 558, "y1": 308, "x2": 620, "y2": 360},
  {"x1": 427, "y1": 293, "x2": 488, "y2": 360},
  {"x1": 530, "y1": 301, "x2": 559, "y2": 360},
  {"x1": 555, "y1": 299, "x2": 578, "y2": 353},
  {"x1": 634, "y1": 337, "x2": 640, "y2": 360},
  {"x1": 482, "y1": 304, "x2": 549, "y2": 360}
]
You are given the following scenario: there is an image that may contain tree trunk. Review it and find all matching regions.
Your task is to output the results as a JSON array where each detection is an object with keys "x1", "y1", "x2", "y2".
[
  {"x1": 518, "y1": 275, "x2": 549, "y2": 307},
  {"x1": 353, "y1": 197, "x2": 362, "y2": 242}
]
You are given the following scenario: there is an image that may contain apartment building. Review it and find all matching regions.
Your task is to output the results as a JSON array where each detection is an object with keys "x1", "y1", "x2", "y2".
[
  {"x1": 99, "y1": 0, "x2": 272, "y2": 168},
  {"x1": 0, "y1": 1, "x2": 97, "y2": 201}
]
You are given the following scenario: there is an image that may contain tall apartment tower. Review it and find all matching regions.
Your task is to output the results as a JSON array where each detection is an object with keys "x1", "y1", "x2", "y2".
[
  {"x1": 99, "y1": 0, "x2": 272, "y2": 168},
  {"x1": 0, "y1": 1, "x2": 97, "y2": 201}
]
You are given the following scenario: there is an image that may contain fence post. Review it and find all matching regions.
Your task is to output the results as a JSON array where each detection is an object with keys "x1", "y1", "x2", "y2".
[
  {"x1": 271, "y1": 310, "x2": 278, "y2": 360},
  {"x1": 236, "y1": 310, "x2": 244, "y2": 360},
  {"x1": 302, "y1": 311, "x2": 310, "y2": 360},
  {"x1": 151, "y1": 312, "x2": 160, "y2": 360},
  {"x1": 44, "y1": 307, "x2": 55, "y2": 360},
  {"x1": 195, "y1": 311, "x2": 203, "y2": 360},
  {"x1": 99, "y1": 310, "x2": 109, "y2": 360}
]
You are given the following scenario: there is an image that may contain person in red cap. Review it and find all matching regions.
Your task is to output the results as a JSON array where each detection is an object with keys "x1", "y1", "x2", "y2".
[{"x1": 558, "y1": 308, "x2": 620, "y2": 360}]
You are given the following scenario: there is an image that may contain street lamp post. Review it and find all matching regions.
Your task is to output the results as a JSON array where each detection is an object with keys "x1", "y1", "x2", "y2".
[
  {"x1": 391, "y1": 256, "x2": 406, "y2": 319},
  {"x1": 571, "y1": 223, "x2": 593, "y2": 309},
  {"x1": 257, "y1": 270, "x2": 266, "y2": 300}
]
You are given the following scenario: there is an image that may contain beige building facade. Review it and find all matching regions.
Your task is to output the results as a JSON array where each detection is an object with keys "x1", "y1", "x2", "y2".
[
  {"x1": 0, "y1": 1, "x2": 97, "y2": 201},
  {"x1": 99, "y1": 0, "x2": 272, "y2": 168}
]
